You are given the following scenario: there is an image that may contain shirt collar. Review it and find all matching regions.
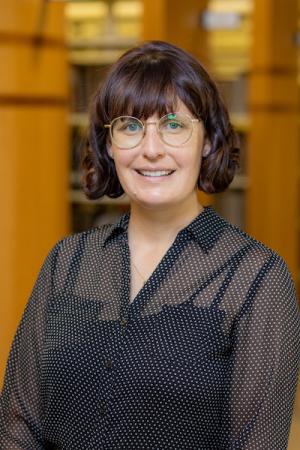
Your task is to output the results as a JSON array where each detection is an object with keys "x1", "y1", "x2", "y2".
[{"x1": 101, "y1": 205, "x2": 228, "y2": 253}]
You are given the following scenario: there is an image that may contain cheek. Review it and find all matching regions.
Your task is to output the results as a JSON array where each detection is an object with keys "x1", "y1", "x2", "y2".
[
  {"x1": 112, "y1": 152, "x2": 138, "y2": 186},
  {"x1": 113, "y1": 150, "x2": 135, "y2": 168},
  {"x1": 178, "y1": 145, "x2": 202, "y2": 171}
]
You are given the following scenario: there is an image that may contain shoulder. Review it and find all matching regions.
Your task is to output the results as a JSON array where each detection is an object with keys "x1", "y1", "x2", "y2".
[
  {"x1": 216, "y1": 219, "x2": 298, "y2": 319},
  {"x1": 48, "y1": 223, "x2": 115, "y2": 268},
  {"x1": 45, "y1": 224, "x2": 116, "y2": 292},
  {"x1": 54, "y1": 223, "x2": 116, "y2": 256},
  {"x1": 220, "y1": 214, "x2": 280, "y2": 259},
  {"x1": 56, "y1": 223, "x2": 113, "y2": 252},
  {"x1": 217, "y1": 215, "x2": 292, "y2": 280}
]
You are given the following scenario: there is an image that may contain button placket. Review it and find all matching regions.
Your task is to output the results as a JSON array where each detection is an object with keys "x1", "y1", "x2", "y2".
[
  {"x1": 120, "y1": 317, "x2": 128, "y2": 326},
  {"x1": 99, "y1": 401, "x2": 106, "y2": 417},
  {"x1": 104, "y1": 359, "x2": 113, "y2": 369},
  {"x1": 119, "y1": 317, "x2": 129, "y2": 335}
]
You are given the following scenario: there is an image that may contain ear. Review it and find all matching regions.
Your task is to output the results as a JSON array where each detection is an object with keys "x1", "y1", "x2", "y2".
[{"x1": 202, "y1": 141, "x2": 211, "y2": 157}]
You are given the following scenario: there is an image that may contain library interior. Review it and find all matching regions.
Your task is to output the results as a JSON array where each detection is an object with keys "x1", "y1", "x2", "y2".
[{"x1": 1, "y1": 0, "x2": 300, "y2": 448}]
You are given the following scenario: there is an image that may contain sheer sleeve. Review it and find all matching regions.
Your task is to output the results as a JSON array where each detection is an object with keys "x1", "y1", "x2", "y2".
[
  {"x1": 223, "y1": 253, "x2": 300, "y2": 449},
  {"x1": 0, "y1": 241, "x2": 61, "y2": 449}
]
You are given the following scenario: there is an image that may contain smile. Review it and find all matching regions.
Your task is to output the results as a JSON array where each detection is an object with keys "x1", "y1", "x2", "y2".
[{"x1": 135, "y1": 169, "x2": 175, "y2": 178}]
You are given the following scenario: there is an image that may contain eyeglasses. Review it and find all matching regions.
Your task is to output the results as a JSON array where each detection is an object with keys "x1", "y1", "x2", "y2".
[{"x1": 104, "y1": 112, "x2": 200, "y2": 149}]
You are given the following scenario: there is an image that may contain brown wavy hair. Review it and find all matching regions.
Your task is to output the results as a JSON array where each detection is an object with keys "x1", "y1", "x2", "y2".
[{"x1": 81, "y1": 40, "x2": 240, "y2": 199}]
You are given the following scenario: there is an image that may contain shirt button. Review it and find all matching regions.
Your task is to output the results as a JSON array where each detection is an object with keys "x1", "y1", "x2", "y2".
[
  {"x1": 104, "y1": 359, "x2": 113, "y2": 369},
  {"x1": 120, "y1": 318, "x2": 128, "y2": 327}
]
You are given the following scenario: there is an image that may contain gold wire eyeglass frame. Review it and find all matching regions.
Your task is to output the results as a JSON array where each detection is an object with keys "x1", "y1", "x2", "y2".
[{"x1": 104, "y1": 112, "x2": 200, "y2": 149}]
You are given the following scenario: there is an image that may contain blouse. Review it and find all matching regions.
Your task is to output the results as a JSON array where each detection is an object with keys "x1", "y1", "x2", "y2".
[{"x1": 1, "y1": 205, "x2": 300, "y2": 450}]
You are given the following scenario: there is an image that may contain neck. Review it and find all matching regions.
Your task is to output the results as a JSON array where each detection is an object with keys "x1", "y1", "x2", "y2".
[{"x1": 127, "y1": 193, "x2": 204, "y2": 248}]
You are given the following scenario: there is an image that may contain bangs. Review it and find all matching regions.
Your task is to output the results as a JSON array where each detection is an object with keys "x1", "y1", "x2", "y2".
[{"x1": 105, "y1": 60, "x2": 196, "y2": 120}]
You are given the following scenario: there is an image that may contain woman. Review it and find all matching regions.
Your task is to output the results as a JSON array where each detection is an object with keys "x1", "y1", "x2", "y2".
[{"x1": 1, "y1": 40, "x2": 300, "y2": 450}]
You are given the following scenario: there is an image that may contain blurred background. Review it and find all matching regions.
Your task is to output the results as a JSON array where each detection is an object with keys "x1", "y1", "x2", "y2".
[{"x1": 0, "y1": 0, "x2": 299, "y2": 447}]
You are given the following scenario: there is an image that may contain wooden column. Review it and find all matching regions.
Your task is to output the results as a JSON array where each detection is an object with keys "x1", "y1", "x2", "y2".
[
  {"x1": 0, "y1": 0, "x2": 70, "y2": 385},
  {"x1": 142, "y1": 0, "x2": 209, "y2": 66},
  {"x1": 246, "y1": 0, "x2": 299, "y2": 288}
]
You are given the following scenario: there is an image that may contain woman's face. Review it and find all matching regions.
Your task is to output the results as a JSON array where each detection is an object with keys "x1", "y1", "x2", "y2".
[{"x1": 108, "y1": 100, "x2": 210, "y2": 210}]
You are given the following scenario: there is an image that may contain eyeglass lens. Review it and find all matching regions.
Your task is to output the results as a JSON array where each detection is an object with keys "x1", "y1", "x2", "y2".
[{"x1": 110, "y1": 113, "x2": 194, "y2": 149}]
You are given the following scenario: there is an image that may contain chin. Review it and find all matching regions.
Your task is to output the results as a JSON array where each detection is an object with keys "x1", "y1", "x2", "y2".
[{"x1": 130, "y1": 195, "x2": 179, "y2": 210}]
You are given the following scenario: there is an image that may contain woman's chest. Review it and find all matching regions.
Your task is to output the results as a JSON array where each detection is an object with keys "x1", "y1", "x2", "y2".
[
  {"x1": 43, "y1": 294, "x2": 232, "y2": 390},
  {"x1": 42, "y1": 295, "x2": 232, "y2": 447}
]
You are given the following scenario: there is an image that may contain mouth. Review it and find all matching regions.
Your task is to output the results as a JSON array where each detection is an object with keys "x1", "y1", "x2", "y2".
[{"x1": 134, "y1": 169, "x2": 176, "y2": 179}]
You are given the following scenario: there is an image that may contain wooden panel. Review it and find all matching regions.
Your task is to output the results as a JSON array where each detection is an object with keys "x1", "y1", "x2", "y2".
[
  {"x1": 0, "y1": 106, "x2": 70, "y2": 383},
  {"x1": 0, "y1": 0, "x2": 69, "y2": 386},
  {"x1": 0, "y1": 43, "x2": 68, "y2": 98},
  {"x1": 247, "y1": 0, "x2": 299, "y2": 288},
  {"x1": 142, "y1": 0, "x2": 210, "y2": 65},
  {"x1": 250, "y1": 71, "x2": 298, "y2": 109},
  {"x1": 142, "y1": 0, "x2": 167, "y2": 41},
  {"x1": 0, "y1": 0, "x2": 65, "y2": 39},
  {"x1": 246, "y1": 112, "x2": 299, "y2": 272},
  {"x1": 251, "y1": 0, "x2": 298, "y2": 69}
]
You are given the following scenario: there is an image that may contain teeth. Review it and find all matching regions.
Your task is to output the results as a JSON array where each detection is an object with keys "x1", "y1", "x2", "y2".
[{"x1": 138, "y1": 170, "x2": 173, "y2": 177}]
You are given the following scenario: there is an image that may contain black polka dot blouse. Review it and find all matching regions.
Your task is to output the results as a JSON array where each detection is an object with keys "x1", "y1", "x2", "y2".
[{"x1": 1, "y1": 205, "x2": 300, "y2": 449}]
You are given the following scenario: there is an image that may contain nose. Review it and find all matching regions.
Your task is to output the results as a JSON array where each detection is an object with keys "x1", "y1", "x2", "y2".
[{"x1": 141, "y1": 123, "x2": 166, "y2": 159}]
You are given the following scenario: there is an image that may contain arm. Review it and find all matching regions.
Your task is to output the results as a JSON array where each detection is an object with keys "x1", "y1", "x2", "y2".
[
  {"x1": 0, "y1": 242, "x2": 61, "y2": 449},
  {"x1": 223, "y1": 253, "x2": 300, "y2": 449}
]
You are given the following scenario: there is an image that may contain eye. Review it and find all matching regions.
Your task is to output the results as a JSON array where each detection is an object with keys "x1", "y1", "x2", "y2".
[
  {"x1": 118, "y1": 120, "x2": 143, "y2": 134},
  {"x1": 127, "y1": 122, "x2": 141, "y2": 132},
  {"x1": 161, "y1": 119, "x2": 185, "y2": 133},
  {"x1": 159, "y1": 113, "x2": 189, "y2": 133},
  {"x1": 166, "y1": 121, "x2": 182, "y2": 130}
]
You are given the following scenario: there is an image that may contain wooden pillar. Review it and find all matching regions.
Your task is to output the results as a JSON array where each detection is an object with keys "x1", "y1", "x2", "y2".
[
  {"x1": 142, "y1": 0, "x2": 209, "y2": 66},
  {"x1": 0, "y1": 0, "x2": 70, "y2": 385},
  {"x1": 246, "y1": 0, "x2": 299, "y2": 288}
]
